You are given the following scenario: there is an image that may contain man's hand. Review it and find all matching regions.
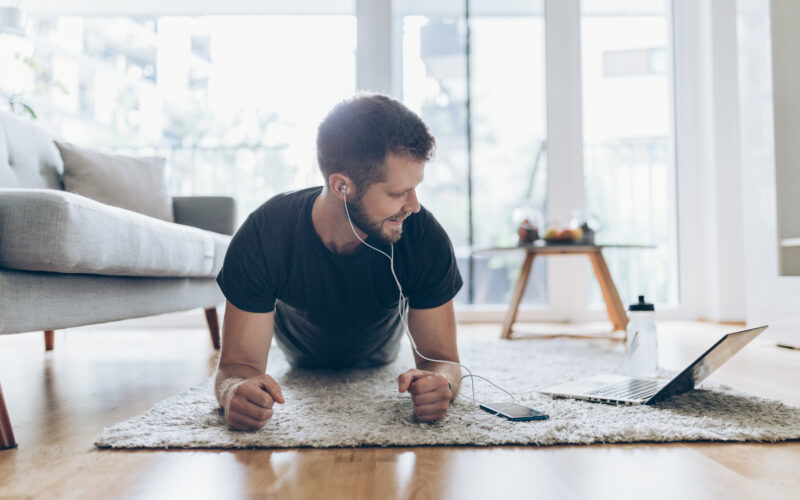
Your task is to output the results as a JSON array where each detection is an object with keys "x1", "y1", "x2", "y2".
[
  {"x1": 398, "y1": 369, "x2": 452, "y2": 422},
  {"x1": 224, "y1": 374, "x2": 285, "y2": 431}
]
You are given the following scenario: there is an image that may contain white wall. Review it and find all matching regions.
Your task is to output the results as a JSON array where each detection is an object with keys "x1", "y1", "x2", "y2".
[
  {"x1": 771, "y1": 0, "x2": 800, "y2": 278},
  {"x1": 737, "y1": 0, "x2": 800, "y2": 347},
  {"x1": 672, "y1": 0, "x2": 746, "y2": 323},
  {"x1": 707, "y1": 0, "x2": 747, "y2": 321}
]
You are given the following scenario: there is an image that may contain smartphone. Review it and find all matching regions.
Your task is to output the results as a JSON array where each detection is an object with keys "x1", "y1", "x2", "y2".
[{"x1": 479, "y1": 402, "x2": 549, "y2": 421}]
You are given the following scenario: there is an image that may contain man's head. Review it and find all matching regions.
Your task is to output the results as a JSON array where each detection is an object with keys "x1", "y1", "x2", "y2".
[{"x1": 317, "y1": 93, "x2": 436, "y2": 244}]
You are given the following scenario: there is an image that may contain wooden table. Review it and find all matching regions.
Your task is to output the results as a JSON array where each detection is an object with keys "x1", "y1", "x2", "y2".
[{"x1": 474, "y1": 243, "x2": 653, "y2": 341}]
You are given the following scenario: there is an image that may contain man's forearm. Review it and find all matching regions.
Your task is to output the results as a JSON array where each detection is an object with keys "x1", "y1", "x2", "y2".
[{"x1": 419, "y1": 360, "x2": 462, "y2": 401}]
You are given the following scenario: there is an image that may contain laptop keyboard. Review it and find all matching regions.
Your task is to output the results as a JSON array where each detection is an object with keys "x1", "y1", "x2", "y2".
[{"x1": 587, "y1": 379, "x2": 665, "y2": 401}]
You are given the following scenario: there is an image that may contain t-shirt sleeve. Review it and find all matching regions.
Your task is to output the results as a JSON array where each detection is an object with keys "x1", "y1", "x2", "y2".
[
  {"x1": 216, "y1": 213, "x2": 276, "y2": 313},
  {"x1": 405, "y1": 213, "x2": 463, "y2": 309}
]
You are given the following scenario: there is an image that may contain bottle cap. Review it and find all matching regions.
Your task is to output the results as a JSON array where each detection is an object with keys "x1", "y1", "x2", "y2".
[{"x1": 629, "y1": 295, "x2": 654, "y2": 311}]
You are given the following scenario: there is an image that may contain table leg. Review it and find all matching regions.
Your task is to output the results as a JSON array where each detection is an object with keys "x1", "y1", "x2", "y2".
[
  {"x1": 588, "y1": 250, "x2": 629, "y2": 334},
  {"x1": 500, "y1": 251, "x2": 536, "y2": 339}
]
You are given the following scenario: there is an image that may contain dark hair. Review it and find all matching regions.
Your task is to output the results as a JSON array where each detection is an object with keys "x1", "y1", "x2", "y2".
[{"x1": 316, "y1": 93, "x2": 435, "y2": 193}]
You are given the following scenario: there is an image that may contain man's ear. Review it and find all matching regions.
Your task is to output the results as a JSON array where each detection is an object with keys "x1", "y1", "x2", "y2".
[{"x1": 329, "y1": 173, "x2": 353, "y2": 200}]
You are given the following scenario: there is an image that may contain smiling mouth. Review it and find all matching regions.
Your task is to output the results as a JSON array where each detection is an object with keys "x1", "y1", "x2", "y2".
[{"x1": 386, "y1": 217, "x2": 405, "y2": 226}]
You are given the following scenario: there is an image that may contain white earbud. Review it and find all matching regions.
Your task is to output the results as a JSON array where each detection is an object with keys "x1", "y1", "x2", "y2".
[{"x1": 340, "y1": 185, "x2": 347, "y2": 195}]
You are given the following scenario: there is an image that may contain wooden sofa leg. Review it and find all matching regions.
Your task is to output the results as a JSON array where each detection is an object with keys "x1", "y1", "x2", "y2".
[
  {"x1": 0, "y1": 381, "x2": 17, "y2": 449},
  {"x1": 204, "y1": 308, "x2": 220, "y2": 350},
  {"x1": 44, "y1": 330, "x2": 54, "y2": 351}
]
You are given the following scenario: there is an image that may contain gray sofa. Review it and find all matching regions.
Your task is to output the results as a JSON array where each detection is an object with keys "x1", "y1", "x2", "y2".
[{"x1": 0, "y1": 111, "x2": 235, "y2": 449}]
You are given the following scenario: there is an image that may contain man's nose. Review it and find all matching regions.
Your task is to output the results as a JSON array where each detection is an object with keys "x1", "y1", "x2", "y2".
[{"x1": 404, "y1": 189, "x2": 421, "y2": 214}]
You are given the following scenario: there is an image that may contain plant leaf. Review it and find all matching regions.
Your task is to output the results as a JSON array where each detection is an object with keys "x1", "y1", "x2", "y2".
[{"x1": 22, "y1": 103, "x2": 37, "y2": 119}]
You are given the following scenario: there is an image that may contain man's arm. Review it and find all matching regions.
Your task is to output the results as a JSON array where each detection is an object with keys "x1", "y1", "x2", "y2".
[
  {"x1": 397, "y1": 299, "x2": 462, "y2": 421},
  {"x1": 407, "y1": 299, "x2": 462, "y2": 395},
  {"x1": 215, "y1": 300, "x2": 284, "y2": 431}
]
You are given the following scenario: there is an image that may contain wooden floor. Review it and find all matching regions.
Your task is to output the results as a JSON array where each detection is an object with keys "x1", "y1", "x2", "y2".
[{"x1": 0, "y1": 320, "x2": 798, "y2": 499}]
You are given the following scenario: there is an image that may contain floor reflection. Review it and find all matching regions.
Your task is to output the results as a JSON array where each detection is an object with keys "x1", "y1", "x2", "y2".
[{"x1": 126, "y1": 451, "x2": 250, "y2": 499}]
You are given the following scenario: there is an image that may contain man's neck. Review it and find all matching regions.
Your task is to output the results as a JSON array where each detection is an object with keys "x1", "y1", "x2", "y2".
[{"x1": 312, "y1": 188, "x2": 367, "y2": 255}]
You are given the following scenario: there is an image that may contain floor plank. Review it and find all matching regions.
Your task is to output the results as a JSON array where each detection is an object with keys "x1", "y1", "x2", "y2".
[{"x1": 0, "y1": 321, "x2": 798, "y2": 499}]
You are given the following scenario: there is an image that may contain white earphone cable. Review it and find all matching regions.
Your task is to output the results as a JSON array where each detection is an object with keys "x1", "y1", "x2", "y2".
[{"x1": 342, "y1": 188, "x2": 517, "y2": 412}]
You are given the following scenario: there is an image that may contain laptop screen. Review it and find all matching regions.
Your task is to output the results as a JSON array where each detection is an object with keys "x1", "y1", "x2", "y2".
[
  {"x1": 690, "y1": 327, "x2": 767, "y2": 383},
  {"x1": 649, "y1": 326, "x2": 768, "y2": 403}
]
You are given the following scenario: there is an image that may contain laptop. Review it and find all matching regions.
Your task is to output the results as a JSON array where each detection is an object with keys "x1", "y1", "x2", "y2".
[{"x1": 538, "y1": 325, "x2": 769, "y2": 406}]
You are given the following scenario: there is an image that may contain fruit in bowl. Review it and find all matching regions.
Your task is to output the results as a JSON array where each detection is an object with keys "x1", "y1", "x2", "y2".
[{"x1": 543, "y1": 227, "x2": 583, "y2": 243}]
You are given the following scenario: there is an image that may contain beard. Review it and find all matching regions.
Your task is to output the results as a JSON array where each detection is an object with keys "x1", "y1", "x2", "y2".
[{"x1": 346, "y1": 196, "x2": 409, "y2": 245}]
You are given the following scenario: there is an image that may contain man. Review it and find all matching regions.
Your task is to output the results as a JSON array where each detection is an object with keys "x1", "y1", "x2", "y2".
[{"x1": 214, "y1": 93, "x2": 463, "y2": 432}]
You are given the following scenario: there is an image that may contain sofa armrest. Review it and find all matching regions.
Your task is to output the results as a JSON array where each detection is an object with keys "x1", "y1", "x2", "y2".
[{"x1": 173, "y1": 196, "x2": 237, "y2": 235}]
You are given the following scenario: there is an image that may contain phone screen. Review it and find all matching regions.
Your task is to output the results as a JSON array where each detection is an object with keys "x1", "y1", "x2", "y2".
[{"x1": 480, "y1": 402, "x2": 549, "y2": 421}]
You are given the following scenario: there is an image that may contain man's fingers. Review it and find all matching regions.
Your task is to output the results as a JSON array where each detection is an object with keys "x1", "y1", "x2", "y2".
[
  {"x1": 414, "y1": 399, "x2": 450, "y2": 415},
  {"x1": 228, "y1": 406, "x2": 270, "y2": 429},
  {"x1": 415, "y1": 410, "x2": 448, "y2": 422},
  {"x1": 398, "y1": 369, "x2": 429, "y2": 393},
  {"x1": 234, "y1": 375, "x2": 283, "y2": 408},
  {"x1": 228, "y1": 412, "x2": 269, "y2": 431},
  {"x1": 239, "y1": 383, "x2": 275, "y2": 409},
  {"x1": 408, "y1": 375, "x2": 449, "y2": 395},
  {"x1": 399, "y1": 370, "x2": 448, "y2": 394},
  {"x1": 398, "y1": 371, "x2": 452, "y2": 423},
  {"x1": 257, "y1": 374, "x2": 285, "y2": 404},
  {"x1": 232, "y1": 400, "x2": 273, "y2": 422},
  {"x1": 411, "y1": 391, "x2": 446, "y2": 406},
  {"x1": 223, "y1": 374, "x2": 282, "y2": 432},
  {"x1": 230, "y1": 396, "x2": 274, "y2": 422}
]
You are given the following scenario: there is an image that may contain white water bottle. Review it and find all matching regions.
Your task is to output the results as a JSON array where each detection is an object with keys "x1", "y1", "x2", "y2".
[{"x1": 626, "y1": 295, "x2": 658, "y2": 377}]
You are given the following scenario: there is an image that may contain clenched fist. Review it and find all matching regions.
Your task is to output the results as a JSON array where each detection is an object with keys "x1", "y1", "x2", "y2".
[
  {"x1": 223, "y1": 374, "x2": 285, "y2": 431},
  {"x1": 398, "y1": 369, "x2": 452, "y2": 422}
]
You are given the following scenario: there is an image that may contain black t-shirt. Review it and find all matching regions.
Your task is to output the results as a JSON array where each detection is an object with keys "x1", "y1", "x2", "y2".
[{"x1": 216, "y1": 186, "x2": 463, "y2": 368}]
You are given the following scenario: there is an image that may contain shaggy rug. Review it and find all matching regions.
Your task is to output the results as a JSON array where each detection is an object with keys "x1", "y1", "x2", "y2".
[{"x1": 95, "y1": 338, "x2": 800, "y2": 449}]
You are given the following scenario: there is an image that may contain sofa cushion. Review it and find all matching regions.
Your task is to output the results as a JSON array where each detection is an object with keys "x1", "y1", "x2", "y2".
[
  {"x1": 0, "y1": 269, "x2": 224, "y2": 335},
  {"x1": 0, "y1": 189, "x2": 229, "y2": 278},
  {"x1": 0, "y1": 112, "x2": 64, "y2": 189},
  {"x1": 56, "y1": 141, "x2": 174, "y2": 222}
]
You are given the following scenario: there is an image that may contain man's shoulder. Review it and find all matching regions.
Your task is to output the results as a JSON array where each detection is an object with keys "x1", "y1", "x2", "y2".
[
  {"x1": 250, "y1": 186, "x2": 322, "y2": 221},
  {"x1": 403, "y1": 204, "x2": 447, "y2": 243},
  {"x1": 406, "y1": 204, "x2": 435, "y2": 228}
]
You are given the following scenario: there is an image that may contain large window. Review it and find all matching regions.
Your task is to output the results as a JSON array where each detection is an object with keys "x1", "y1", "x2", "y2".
[
  {"x1": 581, "y1": 0, "x2": 679, "y2": 307},
  {"x1": 0, "y1": 14, "x2": 356, "y2": 222},
  {"x1": 1, "y1": 1, "x2": 681, "y2": 316},
  {"x1": 395, "y1": 1, "x2": 547, "y2": 307}
]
